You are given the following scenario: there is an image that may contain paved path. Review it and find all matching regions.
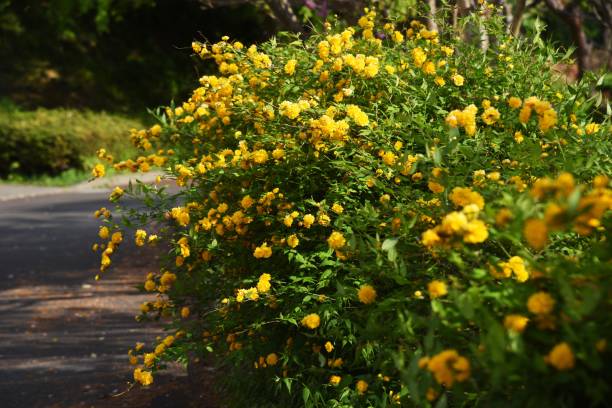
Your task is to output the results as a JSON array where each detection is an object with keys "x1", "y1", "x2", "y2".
[
  {"x1": 0, "y1": 172, "x2": 161, "y2": 202},
  {"x1": 0, "y1": 179, "x2": 213, "y2": 407}
]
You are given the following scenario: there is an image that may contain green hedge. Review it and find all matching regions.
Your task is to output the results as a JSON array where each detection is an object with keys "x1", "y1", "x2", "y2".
[{"x1": 0, "y1": 107, "x2": 142, "y2": 177}]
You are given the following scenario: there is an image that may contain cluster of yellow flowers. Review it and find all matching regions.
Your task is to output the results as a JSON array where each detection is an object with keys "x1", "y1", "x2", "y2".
[
  {"x1": 421, "y1": 204, "x2": 489, "y2": 247},
  {"x1": 446, "y1": 105, "x2": 478, "y2": 136},
  {"x1": 419, "y1": 349, "x2": 471, "y2": 388},
  {"x1": 522, "y1": 174, "x2": 612, "y2": 250}
]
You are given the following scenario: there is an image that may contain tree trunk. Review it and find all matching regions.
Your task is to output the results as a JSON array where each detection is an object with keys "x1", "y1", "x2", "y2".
[
  {"x1": 265, "y1": 0, "x2": 303, "y2": 33},
  {"x1": 427, "y1": 0, "x2": 439, "y2": 32},
  {"x1": 591, "y1": 0, "x2": 612, "y2": 69},
  {"x1": 456, "y1": 0, "x2": 474, "y2": 42},
  {"x1": 544, "y1": 0, "x2": 591, "y2": 78},
  {"x1": 510, "y1": 0, "x2": 527, "y2": 36}
]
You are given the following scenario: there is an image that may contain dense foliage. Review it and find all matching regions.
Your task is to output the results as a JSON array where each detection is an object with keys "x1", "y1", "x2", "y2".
[
  {"x1": 0, "y1": 106, "x2": 141, "y2": 177},
  {"x1": 0, "y1": 0, "x2": 273, "y2": 111},
  {"x1": 94, "y1": 5, "x2": 611, "y2": 407}
]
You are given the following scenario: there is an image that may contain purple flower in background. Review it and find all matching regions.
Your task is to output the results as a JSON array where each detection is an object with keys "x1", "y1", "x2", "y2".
[
  {"x1": 304, "y1": 0, "x2": 317, "y2": 9},
  {"x1": 303, "y1": 0, "x2": 329, "y2": 18}
]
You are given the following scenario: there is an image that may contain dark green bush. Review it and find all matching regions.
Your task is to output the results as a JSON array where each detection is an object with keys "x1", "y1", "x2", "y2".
[{"x1": 0, "y1": 107, "x2": 142, "y2": 177}]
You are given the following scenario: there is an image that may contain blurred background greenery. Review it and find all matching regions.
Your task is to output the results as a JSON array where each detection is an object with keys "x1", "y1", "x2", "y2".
[{"x1": 0, "y1": 0, "x2": 610, "y2": 183}]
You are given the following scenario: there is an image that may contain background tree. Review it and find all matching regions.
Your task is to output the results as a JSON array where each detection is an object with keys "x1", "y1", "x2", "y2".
[{"x1": 0, "y1": 0, "x2": 609, "y2": 112}]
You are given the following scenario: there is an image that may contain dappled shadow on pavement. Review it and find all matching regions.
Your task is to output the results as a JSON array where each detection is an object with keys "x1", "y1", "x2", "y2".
[{"x1": 0, "y1": 193, "x2": 215, "y2": 407}]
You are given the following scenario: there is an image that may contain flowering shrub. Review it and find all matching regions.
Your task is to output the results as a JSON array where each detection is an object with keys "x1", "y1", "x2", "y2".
[{"x1": 93, "y1": 6, "x2": 612, "y2": 407}]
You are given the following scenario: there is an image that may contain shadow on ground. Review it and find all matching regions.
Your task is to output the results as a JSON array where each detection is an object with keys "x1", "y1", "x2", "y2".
[{"x1": 0, "y1": 193, "x2": 216, "y2": 407}]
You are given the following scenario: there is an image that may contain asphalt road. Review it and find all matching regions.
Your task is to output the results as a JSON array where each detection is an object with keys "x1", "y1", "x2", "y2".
[{"x1": 0, "y1": 192, "x2": 193, "y2": 408}]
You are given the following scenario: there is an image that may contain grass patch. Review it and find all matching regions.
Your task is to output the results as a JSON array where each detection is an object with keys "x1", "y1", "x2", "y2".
[
  {"x1": 0, "y1": 103, "x2": 144, "y2": 181},
  {"x1": 0, "y1": 157, "x2": 123, "y2": 186}
]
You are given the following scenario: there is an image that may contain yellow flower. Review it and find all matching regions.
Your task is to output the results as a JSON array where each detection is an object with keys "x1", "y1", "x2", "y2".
[
  {"x1": 265, "y1": 353, "x2": 279, "y2": 366},
  {"x1": 331, "y1": 203, "x2": 344, "y2": 214},
  {"x1": 236, "y1": 287, "x2": 259, "y2": 303},
  {"x1": 302, "y1": 214, "x2": 315, "y2": 228},
  {"x1": 257, "y1": 273, "x2": 271, "y2": 293},
  {"x1": 327, "y1": 231, "x2": 346, "y2": 250},
  {"x1": 356, "y1": 380, "x2": 369, "y2": 394},
  {"x1": 441, "y1": 211, "x2": 468, "y2": 234},
  {"x1": 504, "y1": 314, "x2": 529, "y2": 333},
  {"x1": 252, "y1": 149, "x2": 269, "y2": 164},
  {"x1": 144, "y1": 280, "x2": 156, "y2": 292},
  {"x1": 346, "y1": 104, "x2": 369, "y2": 126},
  {"x1": 279, "y1": 101, "x2": 302, "y2": 119},
  {"x1": 283, "y1": 214, "x2": 294, "y2": 227},
  {"x1": 508, "y1": 96, "x2": 522, "y2": 109},
  {"x1": 538, "y1": 108, "x2": 557, "y2": 133},
  {"x1": 324, "y1": 341, "x2": 334, "y2": 353},
  {"x1": 426, "y1": 349, "x2": 470, "y2": 387},
  {"x1": 109, "y1": 186, "x2": 124, "y2": 201},
  {"x1": 317, "y1": 40, "x2": 330, "y2": 59},
  {"x1": 181, "y1": 306, "x2": 190, "y2": 318},
  {"x1": 284, "y1": 59, "x2": 297, "y2": 75},
  {"x1": 411, "y1": 47, "x2": 427, "y2": 67},
  {"x1": 92, "y1": 163, "x2": 105, "y2": 178},
  {"x1": 585, "y1": 122, "x2": 600, "y2": 135},
  {"x1": 519, "y1": 106, "x2": 532, "y2": 123},
  {"x1": 287, "y1": 234, "x2": 299, "y2": 248},
  {"x1": 144, "y1": 352, "x2": 155, "y2": 367},
  {"x1": 253, "y1": 243, "x2": 273, "y2": 258},
  {"x1": 241, "y1": 195, "x2": 254, "y2": 209},
  {"x1": 426, "y1": 388, "x2": 439, "y2": 401},
  {"x1": 99, "y1": 226, "x2": 110, "y2": 239},
  {"x1": 441, "y1": 45, "x2": 454, "y2": 56},
  {"x1": 133, "y1": 368, "x2": 153, "y2": 386},
  {"x1": 527, "y1": 291, "x2": 555, "y2": 315},
  {"x1": 449, "y1": 187, "x2": 485, "y2": 209},
  {"x1": 428, "y1": 280, "x2": 447, "y2": 299},
  {"x1": 546, "y1": 342, "x2": 575, "y2": 371},
  {"x1": 136, "y1": 367, "x2": 155, "y2": 384},
  {"x1": 171, "y1": 207, "x2": 190, "y2": 227},
  {"x1": 593, "y1": 175, "x2": 609, "y2": 188},
  {"x1": 111, "y1": 231, "x2": 123, "y2": 244},
  {"x1": 381, "y1": 151, "x2": 397, "y2": 166},
  {"x1": 272, "y1": 148, "x2": 285, "y2": 160},
  {"x1": 481, "y1": 107, "x2": 500, "y2": 125},
  {"x1": 523, "y1": 218, "x2": 548, "y2": 250},
  {"x1": 357, "y1": 284, "x2": 377, "y2": 304},
  {"x1": 451, "y1": 74, "x2": 464, "y2": 86},
  {"x1": 422, "y1": 61, "x2": 436, "y2": 75},
  {"x1": 135, "y1": 229, "x2": 147, "y2": 246},
  {"x1": 330, "y1": 357, "x2": 343, "y2": 367},
  {"x1": 514, "y1": 131, "x2": 524, "y2": 143},
  {"x1": 421, "y1": 229, "x2": 441, "y2": 246},
  {"x1": 160, "y1": 271, "x2": 176, "y2": 286},
  {"x1": 434, "y1": 76, "x2": 445, "y2": 86},
  {"x1": 329, "y1": 375, "x2": 341, "y2": 386},
  {"x1": 301, "y1": 313, "x2": 321, "y2": 330},
  {"x1": 463, "y1": 220, "x2": 488, "y2": 244},
  {"x1": 178, "y1": 237, "x2": 190, "y2": 258},
  {"x1": 504, "y1": 256, "x2": 528, "y2": 282},
  {"x1": 428, "y1": 181, "x2": 445, "y2": 194}
]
